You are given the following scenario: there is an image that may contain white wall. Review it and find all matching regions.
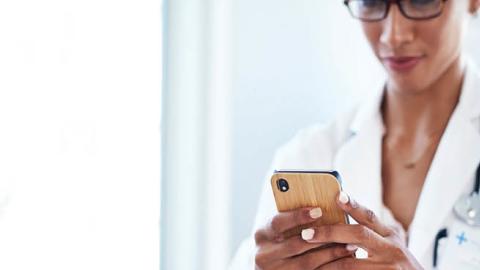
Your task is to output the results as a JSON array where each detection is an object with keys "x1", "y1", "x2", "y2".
[{"x1": 0, "y1": 1, "x2": 161, "y2": 269}]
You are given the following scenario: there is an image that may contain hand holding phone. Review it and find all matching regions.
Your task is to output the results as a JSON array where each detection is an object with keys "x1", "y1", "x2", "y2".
[
  {"x1": 270, "y1": 170, "x2": 348, "y2": 238},
  {"x1": 253, "y1": 170, "x2": 353, "y2": 270}
]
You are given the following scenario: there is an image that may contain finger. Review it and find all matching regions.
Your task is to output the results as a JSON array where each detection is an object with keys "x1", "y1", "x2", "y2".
[
  {"x1": 264, "y1": 235, "x2": 329, "y2": 259},
  {"x1": 284, "y1": 244, "x2": 355, "y2": 270},
  {"x1": 256, "y1": 235, "x2": 326, "y2": 262},
  {"x1": 257, "y1": 207, "x2": 323, "y2": 242},
  {"x1": 255, "y1": 239, "x2": 330, "y2": 269},
  {"x1": 301, "y1": 224, "x2": 389, "y2": 252},
  {"x1": 318, "y1": 257, "x2": 397, "y2": 270},
  {"x1": 337, "y1": 191, "x2": 393, "y2": 237}
]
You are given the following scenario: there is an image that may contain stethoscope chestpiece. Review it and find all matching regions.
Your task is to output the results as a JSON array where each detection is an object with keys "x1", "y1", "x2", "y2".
[{"x1": 454, "y1": 192, "x2": 480, "y2": 226}]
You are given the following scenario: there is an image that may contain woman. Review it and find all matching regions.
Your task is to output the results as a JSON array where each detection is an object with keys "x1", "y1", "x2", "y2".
[{"x1": 229, "y1": 0, "x2": 480, "y2": 269}]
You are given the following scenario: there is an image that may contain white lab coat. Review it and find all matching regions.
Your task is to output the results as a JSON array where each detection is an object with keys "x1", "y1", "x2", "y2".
[{"x1": 229, "y1": 58, "x2": 480, "y2": 270}]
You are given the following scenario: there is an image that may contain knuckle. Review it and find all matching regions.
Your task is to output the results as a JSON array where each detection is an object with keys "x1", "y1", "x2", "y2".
[
  {"x1": 269, "y1": 216, "x2": 282, "y2": 235},
  {"x1": 364, "y1": 208, "x2": 377, "y2": 225},
  {"x1": 354, "y1": 224, "x2": 370, "y2": 241},
  {"x1": 349, "y1": 198, "x2": 359, "y2": 209},
  {"x1": 321, "y1": 225, "x2": 334, "y2": 240},
  {"x1": 284, "y1": 238, "x2": 301, "y2": 255},
  {"x1": 390, "y1": 243, "x2": 406, "y2": 258},
  {"x1": 384, "y1": 225, "x2": 397, "y2": 237},
  {"x1": 292, "y1": 209, "x2": 306, "y2": 224},
  {"x1": 254, "y1": 229, "x2": 265, "y2": 245},
  {"x1": 254, "y1": 251, "x2": 266, "y2": 267},
  {"x1": 254, "y1": 247, "x2": 275, "y2": 269},
  {"x1": 330, "y1": 246, "x2": 348, "y2": 259}
]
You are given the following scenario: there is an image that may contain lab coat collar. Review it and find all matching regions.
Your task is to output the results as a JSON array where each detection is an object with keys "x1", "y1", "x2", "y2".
[
  {"x1": 349, "y1": 78, "x2": 386, "y2": 136},
  {"x1": 455, "y1": 57, "x2": 480, "y2": 119},
  {"x1": 335, "y1": 57, "x2": 480, "y2": 260}
]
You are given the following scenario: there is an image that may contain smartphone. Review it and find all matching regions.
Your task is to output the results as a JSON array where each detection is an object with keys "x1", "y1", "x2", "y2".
[{"x1": 271, "y1": 170, "x2": 349, "y2": 238}]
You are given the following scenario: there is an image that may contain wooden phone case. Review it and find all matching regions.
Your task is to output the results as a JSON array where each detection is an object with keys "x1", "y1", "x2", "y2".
[{"x1": 270, "y1": 170, "x2": 348, "y2": 238}]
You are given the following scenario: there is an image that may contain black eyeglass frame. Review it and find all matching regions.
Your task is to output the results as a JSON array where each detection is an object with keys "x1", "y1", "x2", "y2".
[{"x1": 343, "y1": 0, "x2": 449, "y2": 22}]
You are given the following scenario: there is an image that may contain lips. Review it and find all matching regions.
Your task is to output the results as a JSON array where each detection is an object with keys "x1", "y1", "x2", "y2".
[{"x1": 382, "y1": 56, "x2": 424, "y2": 73}]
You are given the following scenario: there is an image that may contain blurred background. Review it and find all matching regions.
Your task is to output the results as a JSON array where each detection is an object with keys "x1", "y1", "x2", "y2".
[
  {"x1": 0, "y1": 0, "x2": 161, "y2": 269},
  {"x1": 1, "y1": 0, "x2": 479, "y2": 270}
]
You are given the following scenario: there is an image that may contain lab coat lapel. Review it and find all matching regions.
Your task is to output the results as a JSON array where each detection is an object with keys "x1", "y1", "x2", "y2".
[
  {"x1": 334, "y1": 82, "x2": 386, "y2": 215},
  {"x1": 408, "y1": 60, "x2": 480, "y2": 258}
]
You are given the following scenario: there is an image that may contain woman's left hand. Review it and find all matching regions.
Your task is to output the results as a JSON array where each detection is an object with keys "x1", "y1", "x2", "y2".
[{"x1": 301, "y1": 192, "x2": 424, "y2": 270}]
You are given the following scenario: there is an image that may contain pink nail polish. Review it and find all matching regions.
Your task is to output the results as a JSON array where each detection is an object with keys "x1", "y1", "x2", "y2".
[{"x1": 339, "y1": 191, "x2": 350, "y2": 204}]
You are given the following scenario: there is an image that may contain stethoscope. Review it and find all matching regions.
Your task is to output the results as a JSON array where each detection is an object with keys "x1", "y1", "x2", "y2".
[{"x1": 432, "y1": 163, "x2": 480, "y2": 267}]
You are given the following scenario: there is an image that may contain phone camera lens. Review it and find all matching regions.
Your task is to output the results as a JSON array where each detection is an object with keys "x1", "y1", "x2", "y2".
[{"x1": 277, "y1": 178, "x2": 289, "y2": 192}]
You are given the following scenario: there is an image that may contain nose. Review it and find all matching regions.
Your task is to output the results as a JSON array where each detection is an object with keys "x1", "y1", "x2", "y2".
[{"x1": 380, "y1": 4, "x2": 415, "y2": 50}]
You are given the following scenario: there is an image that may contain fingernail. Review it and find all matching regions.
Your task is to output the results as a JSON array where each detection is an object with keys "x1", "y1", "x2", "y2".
[
  {"x1": 339, "y1": 191, "x2": 350, "y2": 204},
  {"x1": 301, "y1": 228, "x2": 315, "y2": 241},
  {"x1": 309, "y1": 208, "x2": 322, "y2": 219},
  {"x1": 346, "y1": 244, "x2": 358, "y2": 251}
]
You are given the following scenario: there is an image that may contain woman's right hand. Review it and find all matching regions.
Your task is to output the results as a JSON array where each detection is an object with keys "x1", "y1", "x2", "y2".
[{"x1": 254, "y1": 207, "x2": 357, "y2": 270}]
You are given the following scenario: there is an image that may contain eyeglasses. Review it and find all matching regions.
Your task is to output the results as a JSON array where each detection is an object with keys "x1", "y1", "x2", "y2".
[{"x1": 344, "y1": 0, "x2": 448, "y2": 22}]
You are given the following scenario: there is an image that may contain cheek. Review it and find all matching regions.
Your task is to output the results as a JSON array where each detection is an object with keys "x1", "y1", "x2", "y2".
[
  {"x1": 418, "y1": 12, "x2": 465, "y2": 69},
  {"x1": 417, "y1": 25, "x2": 442, "y2": 60}
]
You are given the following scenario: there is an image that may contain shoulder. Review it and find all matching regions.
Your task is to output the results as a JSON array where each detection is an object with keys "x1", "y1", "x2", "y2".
[{"x1": 271, "y1": 105, "x2": 361, "y2": 170}]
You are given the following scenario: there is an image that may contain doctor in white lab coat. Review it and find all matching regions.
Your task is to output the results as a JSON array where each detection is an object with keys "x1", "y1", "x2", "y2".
[{"x1": 229, "y1": 0, "x2": 480, "y2": 269}]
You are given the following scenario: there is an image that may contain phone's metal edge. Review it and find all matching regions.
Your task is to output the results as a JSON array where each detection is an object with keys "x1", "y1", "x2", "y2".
[{"x1": 273, "y1": 170, "x2": 343, "y2": 185}]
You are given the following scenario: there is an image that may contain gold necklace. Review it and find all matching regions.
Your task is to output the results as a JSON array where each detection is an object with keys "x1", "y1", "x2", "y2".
[
  {"x1": 402, "y1": 131, "x2": 444, "y2": 169},
  {"x1": 383, "y1": 129, "x2": 444, "y2": 170}
]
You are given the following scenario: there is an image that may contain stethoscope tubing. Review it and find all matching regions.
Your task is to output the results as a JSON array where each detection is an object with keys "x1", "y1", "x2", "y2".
[{"x1": 432, "y1": 163, "x2": 480, "y2": 267}]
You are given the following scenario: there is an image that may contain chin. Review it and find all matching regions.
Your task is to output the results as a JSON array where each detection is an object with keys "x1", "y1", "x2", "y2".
[
  {"x1": 386, "y1": 74, "x2": 432, "y2": 95},
  {"x1": 384, "y1": 61, "x2": 434, "y2": 91}
]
